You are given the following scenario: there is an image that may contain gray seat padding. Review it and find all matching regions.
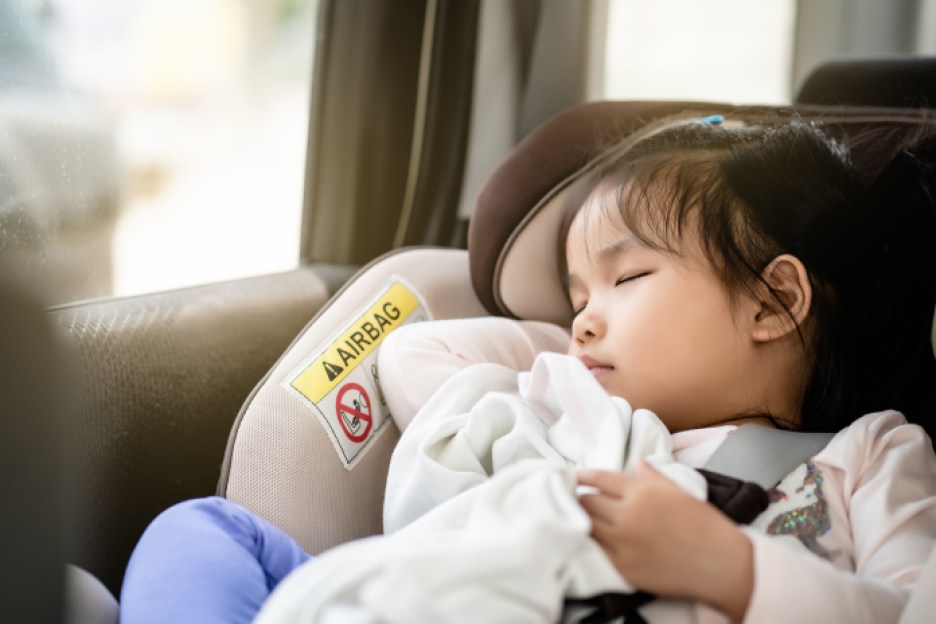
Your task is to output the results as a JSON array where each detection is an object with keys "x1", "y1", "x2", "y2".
[{"x1": 50, "y1": 265, "x2": 349, "y2": 597}]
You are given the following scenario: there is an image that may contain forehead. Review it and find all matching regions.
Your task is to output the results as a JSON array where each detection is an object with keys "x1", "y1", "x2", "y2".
[
  {"x1": 567, "y1": 180, "x2": 668, "y2": 254},
  {"x1": 568, "y1": 186, "x2": 631, "y2": 245},
  {"x1": 566, "y1": 181, "x2": 706, "y2": 267}
]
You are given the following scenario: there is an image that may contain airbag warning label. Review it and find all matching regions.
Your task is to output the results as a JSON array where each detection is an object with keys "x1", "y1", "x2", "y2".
[
  {"x1": 286, "y1": 278, "x2": 427, "y2": 469},
  {"x1": 290, "y1": 280, "x2": 421, "y2": 403}
]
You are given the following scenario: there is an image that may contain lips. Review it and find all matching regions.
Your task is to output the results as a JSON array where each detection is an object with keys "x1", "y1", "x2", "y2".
[{"x1": 579, "y1": 354, "x2": 614, "y2": 378}]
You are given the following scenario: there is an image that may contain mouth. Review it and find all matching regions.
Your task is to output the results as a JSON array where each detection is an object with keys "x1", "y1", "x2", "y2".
[{"x1": 579, "y1": 355, "x2": 614, "y2": 378}]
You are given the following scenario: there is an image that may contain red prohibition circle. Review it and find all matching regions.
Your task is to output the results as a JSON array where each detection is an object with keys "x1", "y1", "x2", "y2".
[{"x1": 335, "y1": 382, "x2": 372, "y2": 443}]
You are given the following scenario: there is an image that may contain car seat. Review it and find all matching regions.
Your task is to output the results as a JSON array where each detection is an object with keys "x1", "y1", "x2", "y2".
[
  {"x1": 218, "y1": 99, "x2": 936, "y2": 561},
  {"x1": 795, "y1": 56, "x2": 936, "y2": 109}
]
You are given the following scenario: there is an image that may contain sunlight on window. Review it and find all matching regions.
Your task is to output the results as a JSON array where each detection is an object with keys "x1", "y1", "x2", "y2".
[
  {"x1": 603, "y1": 0, "x2": 796, "y2": 105},
  {"x1": 0, "y1": 0, "x2": 316, "y2": 304}
]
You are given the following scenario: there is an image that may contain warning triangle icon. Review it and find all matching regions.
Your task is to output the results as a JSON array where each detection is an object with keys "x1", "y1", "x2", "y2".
[{"x1": 323, "y1": 360, "x2": 344, "y2": 381}]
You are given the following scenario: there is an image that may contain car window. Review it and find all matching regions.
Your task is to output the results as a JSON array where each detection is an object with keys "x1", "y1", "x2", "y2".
[
  {"x1": 0, "y1": 0, "x2": 317, "y2": 305},
  {"x1": 601, "y1": 0, "x2": 795, "y2": 104}
]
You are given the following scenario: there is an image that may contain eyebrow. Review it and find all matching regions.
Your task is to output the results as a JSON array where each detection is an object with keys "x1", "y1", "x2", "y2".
[
  {"x1": 596, "y1": 235, "x2": 640, "y2": 261},
  {"x1": 563, "y1": 234, "x2": 640, "y2": 290}
]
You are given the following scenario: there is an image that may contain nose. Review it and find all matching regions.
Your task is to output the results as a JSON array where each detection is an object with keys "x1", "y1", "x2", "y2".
[{"x1": 571, "y1": 303, "x2": 604, "y2": 345}]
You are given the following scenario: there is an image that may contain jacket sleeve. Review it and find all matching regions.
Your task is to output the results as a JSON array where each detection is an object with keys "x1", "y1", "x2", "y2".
[
  {"x1": 377, "y1": 317, "x2": 569, "y2": 430},
  {"x1": 740, "y1": 411, "x2": 936, "y2": 623}
]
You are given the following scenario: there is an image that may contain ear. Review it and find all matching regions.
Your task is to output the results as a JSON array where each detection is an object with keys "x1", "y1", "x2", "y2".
[{"x1": 750, "y1": 254, "x2": 812, "y2": 343}]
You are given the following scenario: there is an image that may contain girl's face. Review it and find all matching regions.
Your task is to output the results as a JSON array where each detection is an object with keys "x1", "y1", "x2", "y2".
[{"x1": 565, "y1": 188, "x2": 765, "y2": 432}]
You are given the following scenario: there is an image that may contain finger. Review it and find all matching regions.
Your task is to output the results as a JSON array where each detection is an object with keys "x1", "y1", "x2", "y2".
[
  {"x1": 634, "y1": 459, "x2": 681, "y2": 489},
  {"x1": 589, "y1": 519, "x2": 632, "y2": 560},
  {"x1": 578, "y1": 493, "x2": 620, "y2": 524},
  {"x1": 589, "y1": 523, "x2": 619, "y2": 552},
  {"x1": 635, "y1": 458, "x2": 663, "y2": 477},
  {"x1": 576, "y1": 469, "x2": 630, "y2": 496}
]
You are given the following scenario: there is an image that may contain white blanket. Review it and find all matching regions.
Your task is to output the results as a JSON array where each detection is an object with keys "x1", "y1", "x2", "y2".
[{"x1": 255, "y1": 352, "x2": 707, "y2": 624}]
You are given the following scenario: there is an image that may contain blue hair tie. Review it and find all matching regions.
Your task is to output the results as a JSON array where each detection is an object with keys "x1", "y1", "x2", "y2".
[{"x1": 698, "y1": 114, "x2": 725, "y2": 125}]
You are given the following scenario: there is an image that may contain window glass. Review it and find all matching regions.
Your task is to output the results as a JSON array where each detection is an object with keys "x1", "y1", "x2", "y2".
[
  {"x1": 602, "y1": 0, "x2": 795, "y2": 105},
  {"x1": 0, "y1": 0, "x2": 316, "y2": 305}
]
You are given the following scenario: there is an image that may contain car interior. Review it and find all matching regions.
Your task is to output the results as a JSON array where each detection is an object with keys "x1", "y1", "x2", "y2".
[{"x1": 2, "y1": 1, "x2": 936, "y2": 622}]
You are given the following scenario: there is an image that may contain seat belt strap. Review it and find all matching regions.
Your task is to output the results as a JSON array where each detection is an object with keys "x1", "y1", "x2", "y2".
[{"x1": 702, "y1": 425, "x2": 836, "y2": 490}]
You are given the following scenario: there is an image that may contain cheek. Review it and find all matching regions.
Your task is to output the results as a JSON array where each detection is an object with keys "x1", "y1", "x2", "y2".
[
  {"x1": 602, "y1": 306, "x2": 677, "y2": 398},
  {"x1": 672, "y1": 299, "x2": 746, "y2": 376},
  {"x1": 670, "y1": 273, "x2": 744, "y2": 354},
  {"x1": 612, "y1": 290, "x2": 744, "y2": 406}
]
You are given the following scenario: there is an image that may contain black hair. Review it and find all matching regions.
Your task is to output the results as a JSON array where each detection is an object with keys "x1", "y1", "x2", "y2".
[{"x1": 560, "y1": 117, "x2": 936, "y2": 438}]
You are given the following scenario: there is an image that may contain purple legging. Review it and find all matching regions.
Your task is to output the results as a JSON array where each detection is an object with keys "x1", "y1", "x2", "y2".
[{"x1": 120, "y1": 496, "x2": 311, "y2": 623}]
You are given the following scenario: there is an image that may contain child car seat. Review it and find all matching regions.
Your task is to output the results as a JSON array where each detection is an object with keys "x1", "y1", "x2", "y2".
[
  {"x1": 218, "y1": 99, "x2": 936, "y2": 559},
  {"x1": 218, "y1": 248, "x2": 490, "y2": 555}
]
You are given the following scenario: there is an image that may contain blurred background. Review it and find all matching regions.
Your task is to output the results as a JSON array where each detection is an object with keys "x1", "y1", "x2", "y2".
[{"x1": 0, "y1": 0, "x2": 316, "y2": 304}]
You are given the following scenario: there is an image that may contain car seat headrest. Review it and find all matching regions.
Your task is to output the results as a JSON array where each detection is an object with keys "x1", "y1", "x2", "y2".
[
  {"x1": 467, "y1": 101, "x2": 721, "y2": 326},
  {"x1": 468, "y1": 100, "x2": 936, "y2": 326},
  {"x1": 796, "y1": 57, "x2": 936, "y2": 109}
]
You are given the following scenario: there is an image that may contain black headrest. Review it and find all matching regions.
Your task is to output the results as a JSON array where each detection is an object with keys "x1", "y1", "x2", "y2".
[{"x1": 796, "y1": 57, "x2": 936, "y2": 109}]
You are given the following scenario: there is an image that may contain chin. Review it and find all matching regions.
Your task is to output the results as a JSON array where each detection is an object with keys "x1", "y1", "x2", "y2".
[{"x1": 600, "y1": 381, "x2": 630, "y2": 402}]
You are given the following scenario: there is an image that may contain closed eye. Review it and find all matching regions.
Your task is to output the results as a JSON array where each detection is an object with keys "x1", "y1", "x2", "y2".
[
  {"x1": 615, "y1": 271, "x2": 650, "y2": 286},
  {"x1": 569, "y1": 273, "x2": 648, "y2": 320}
]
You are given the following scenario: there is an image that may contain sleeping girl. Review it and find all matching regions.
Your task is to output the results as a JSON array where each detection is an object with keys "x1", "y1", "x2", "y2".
[{"x1": 120, "y1": 117, "x2": 936, "y2": 623}]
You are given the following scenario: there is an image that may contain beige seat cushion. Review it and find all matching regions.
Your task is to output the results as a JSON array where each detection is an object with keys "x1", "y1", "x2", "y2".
[{"x1": 218, "y1": 247, "x2": 488, "y2": 554}]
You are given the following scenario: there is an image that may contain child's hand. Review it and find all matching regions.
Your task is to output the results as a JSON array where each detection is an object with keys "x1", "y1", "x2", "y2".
[{"x1": 577, "y1": 460, "x2": 753, "y2": 621}]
